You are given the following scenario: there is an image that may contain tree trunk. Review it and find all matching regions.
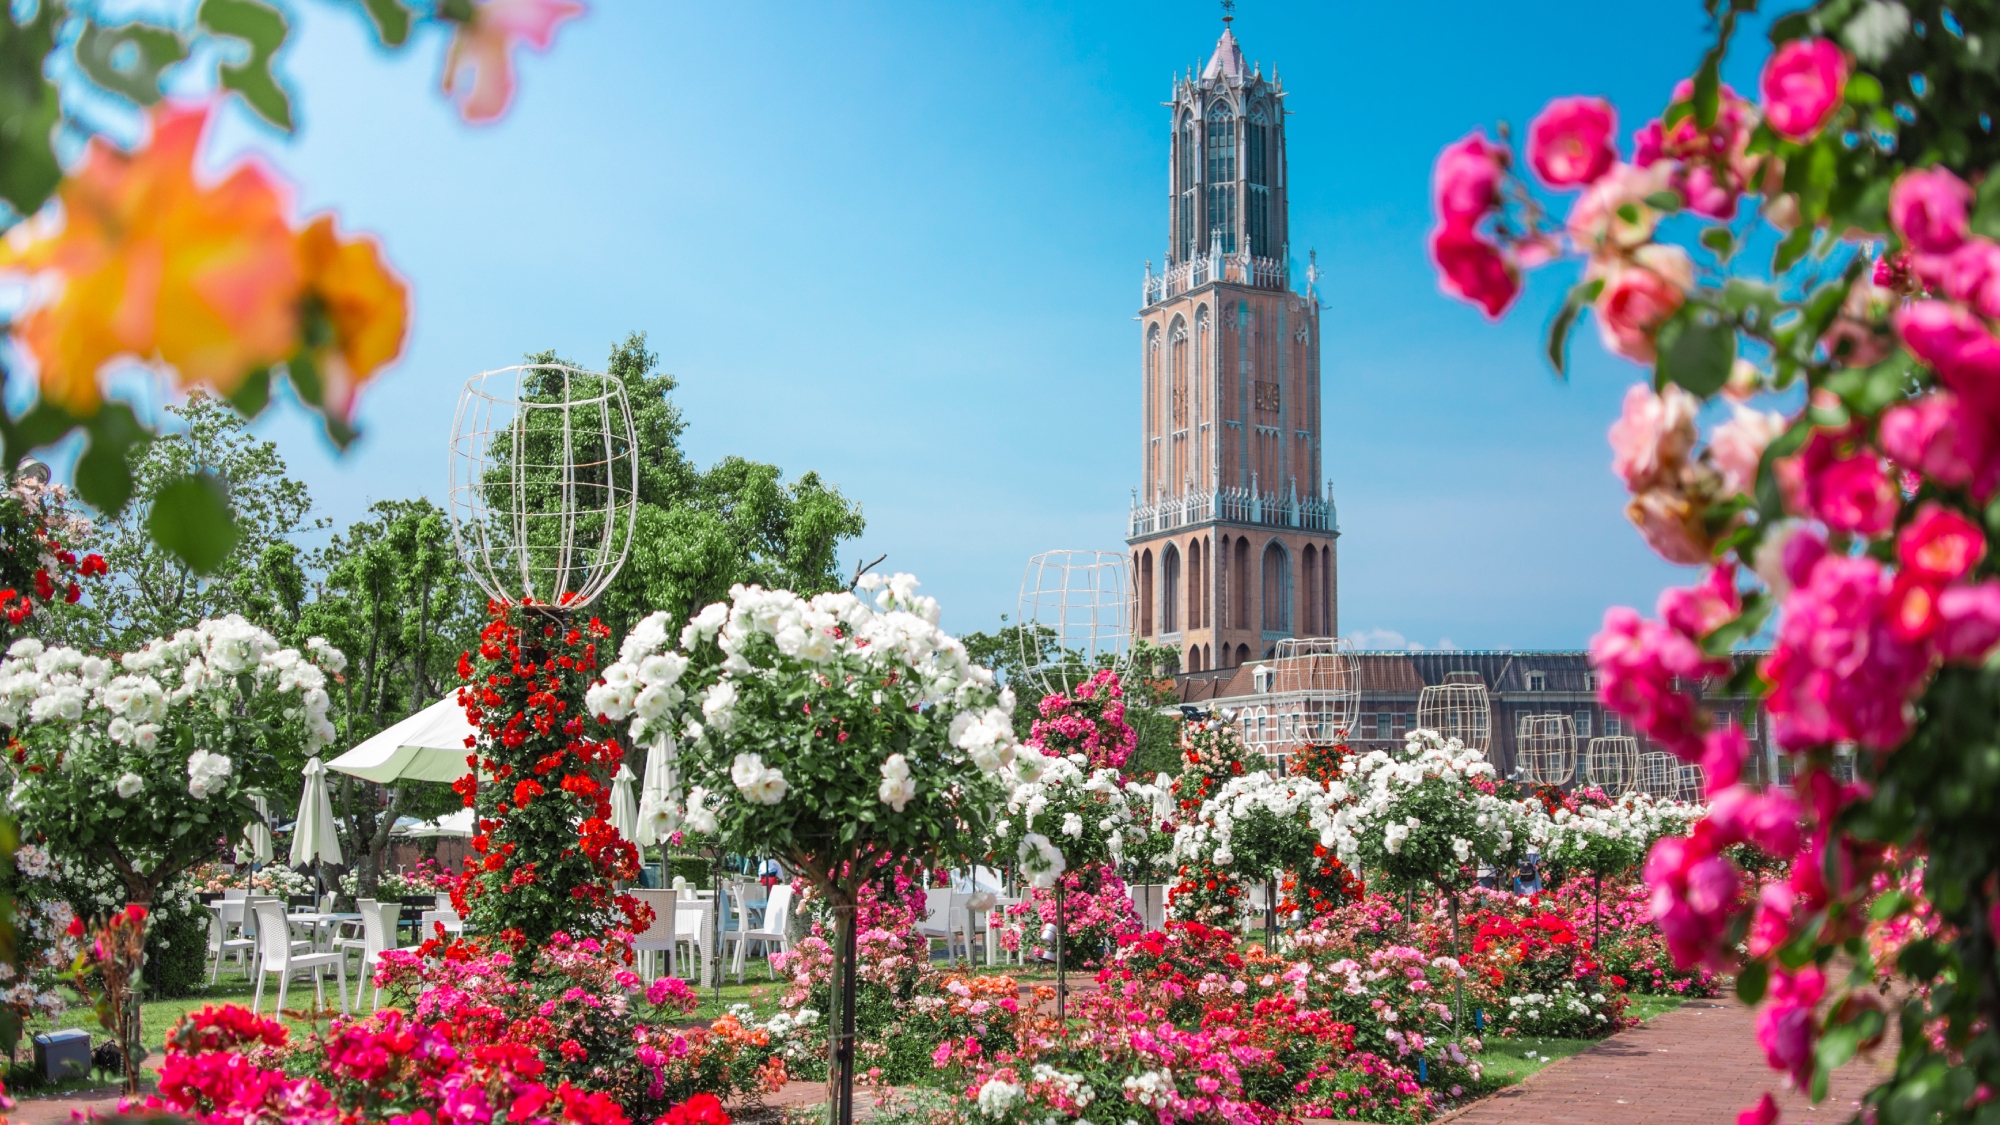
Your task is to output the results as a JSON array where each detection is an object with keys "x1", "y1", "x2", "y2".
[{"x1": 826, "y1": 889, "x2": 859, "y2": 1125}]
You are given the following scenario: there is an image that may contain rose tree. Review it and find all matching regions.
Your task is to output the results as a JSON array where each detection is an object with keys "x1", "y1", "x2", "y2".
[
  {"x1": 1171, "y1": 770, "x2": 1322, "y2": 937},
  {"x1": 1319, "y1": 731, "x2": 1530, "y2": 896},
  {"x1": 0, "y1": 617, "x2": 344, "y2": 909},
  {"x1": 590, "y1": 573, "x2": 1017, "y2": 1124}
]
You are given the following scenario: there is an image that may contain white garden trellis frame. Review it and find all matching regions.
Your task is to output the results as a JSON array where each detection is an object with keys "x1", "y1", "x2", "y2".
[
  {"x1": 1416, "y1": 671, "x2": 1491, "y2": 756},
  {"x1": 447, "y1": 365, "x2": 639, "y2": 610},
  {"x1": 1581, "y1": 736, "x2": 1640, "y2": 796},
  {"x1": 1235, "y1": 637, "x2": 1357, "y2": 769},
  {"x1": 1638, "y1": 750, "x2": 1679, "y2": 799},
  {"x1": 1518, "y1": 714, "x2": 1577, "y2": 786},
  {"x1": 1017, "y1": 550, "x2": 1132, "y2": 694}
]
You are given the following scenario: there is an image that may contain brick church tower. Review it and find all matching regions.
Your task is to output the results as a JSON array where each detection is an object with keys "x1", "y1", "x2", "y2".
[{"x1": 1128, "y1": 22, "x2": 1336, "y2": 673}]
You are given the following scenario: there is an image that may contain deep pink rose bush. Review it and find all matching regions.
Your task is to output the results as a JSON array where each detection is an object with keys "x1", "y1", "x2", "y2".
[{"x1": 1433, "y1": 7, "x2": 2000, "y2": 1120}]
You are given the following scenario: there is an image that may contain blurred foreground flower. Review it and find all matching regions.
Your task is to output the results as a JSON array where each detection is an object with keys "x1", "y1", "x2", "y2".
[
  {"x1": 0, "y1": 103, "x2": 408, "y2": 427},
  {"x1": 444, "y1": 0, "x2": 586, "y2": 123}
]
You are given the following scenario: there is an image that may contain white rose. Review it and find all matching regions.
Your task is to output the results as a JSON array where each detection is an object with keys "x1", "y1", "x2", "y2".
[{"x1": 115, "y1": 772, "x2": 143, "y2": 799}]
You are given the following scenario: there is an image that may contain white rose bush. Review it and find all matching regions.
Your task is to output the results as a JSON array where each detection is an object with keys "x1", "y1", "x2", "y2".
[
  {"x1": 1320, "y1": 731, "x2": 1534, "y2": 895},
  {"x1": 0, "y1": 616, "x2": 344, "y2": 909},
  {"x1": 590, "y1": 573, "x2": 1016, "y2": 1120},
  {"x1": 1171, "y1": 770, "x2": 1325, "y2": 935}
]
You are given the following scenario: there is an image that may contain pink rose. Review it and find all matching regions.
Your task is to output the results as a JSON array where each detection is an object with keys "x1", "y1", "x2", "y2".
[
  {"x1": 1897, "y1": 502, "x2": 1987, "y2": 583},
  {"x1": 1608, "y1": 382, "x2": 1700, "y2": 492},
  {"x1": 1737, "y1": 1093, "x2": 1781, "y2": 1125},
  {"x1": 1936, "y1": 581, "x2": 2000, "y2": 662},
  {"x1": 1889, "y1": 167, "x2": 1974, "y2": 256},
  {"x1": 1527, "y1": 96, "x2": 1618, "y2": 187},
  {"x1": 1429, "y1": 225, "x2": 1519, "y2": 318},
  {"x1": 1759, "y1": 38, "x2": 1849, "y2": 142},
  {"x1": 1893, "y1": 300, "x2": 2000, "y2": 399},
  {"x1": 1658, "y1": 562, "x2": 1741, "y2": 638},
  {"x1": 1942, "y1": 238, "x2": 2000, "y2": 319},
  {"x1": 1567, "y1": 162, "x2": 1672, "y2": 255},
  {"x1": 1432, "y1": 131, "x2": 1503, "y2": 227},
  {"x1": 1626, "y1": 488, "x2": 1713, "y2": 565},
  {"x1": 1710, "y1": 405, "x2": 1787, "y2": 497},
  {"x1": 1592, "y1": 244, "x2": 1693, "y2": 363},
  {"x1": 1809, "y1": 453, "x2": 1899, "y2": 536},
  {"x1": 1879, "y1": 391, "x2": 1998, "y2": 493},
  {"x1": 1754, "y1": 964, "x2": 1825, "y2": 1088}
]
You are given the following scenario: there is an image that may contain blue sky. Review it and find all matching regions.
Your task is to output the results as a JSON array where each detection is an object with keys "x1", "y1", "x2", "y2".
[{"x1": 63, "y1": 1, "x2": 1788, "y2": 648}]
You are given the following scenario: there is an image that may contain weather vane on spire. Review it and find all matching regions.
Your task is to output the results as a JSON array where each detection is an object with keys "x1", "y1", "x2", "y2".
[{"x1": 1221, "y1": 0, "x2": 1235, "y2": 27}]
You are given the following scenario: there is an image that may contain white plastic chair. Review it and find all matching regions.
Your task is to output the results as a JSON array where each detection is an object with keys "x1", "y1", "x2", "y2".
[
  {"x1": 673, "y1": 897, "x2": 711, "y2": 986},
  {"x1": 917, "y1": 888, "x2": 972, "y2": 963},
  {"x1": 730, "y1": 884, "x2": 793, "y2": 982},
  {"x1": 631, "y1": 889, "x2": 678, "y2": 979},
  {"x1": 336, "y1": 901, "x2": 402, "y2": 1009},
  {"x1": 207, "y1": 899, "x2": 255, "y2": 983},
  {"x1": 250, "y1": 899, "x2": 348, "y2": 1016}
]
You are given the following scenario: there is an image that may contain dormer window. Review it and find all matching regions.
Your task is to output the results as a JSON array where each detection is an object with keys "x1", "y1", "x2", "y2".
[{"x1": 1526, "y1": 670, "x2": 1546, "y2": 691}]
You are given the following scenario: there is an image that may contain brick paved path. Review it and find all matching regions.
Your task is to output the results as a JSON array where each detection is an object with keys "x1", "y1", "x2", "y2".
[{"x1": 1446, "y1": 997, "x2": 1890, "y2": 1125}]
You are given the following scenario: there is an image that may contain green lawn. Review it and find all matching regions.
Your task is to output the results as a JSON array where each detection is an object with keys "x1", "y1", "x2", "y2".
[{"x1": 1475, "y1": 993, "x2": 1687, "y2": 1088}]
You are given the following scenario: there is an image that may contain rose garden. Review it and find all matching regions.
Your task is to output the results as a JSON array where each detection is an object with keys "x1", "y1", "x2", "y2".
[{"x1": 0, "y1": 3, "x2": 1994, "y2": 1125}]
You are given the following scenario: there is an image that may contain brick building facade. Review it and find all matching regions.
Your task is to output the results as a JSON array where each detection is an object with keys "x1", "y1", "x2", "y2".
[{"x1": 1128, "y1": 25, "x2": 1337, "y2": 676}]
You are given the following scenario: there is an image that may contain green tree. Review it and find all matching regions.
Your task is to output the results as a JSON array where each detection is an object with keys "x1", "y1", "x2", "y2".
[
  {"x1": 523, "y1": 334, "x2": 867, "y2": 641},
  {"x1": 66, "y1": 392, "x2": 322, "y2": 649},
  {"x1": 299, "y1": 499, "x2": 481, "y2": 899}
]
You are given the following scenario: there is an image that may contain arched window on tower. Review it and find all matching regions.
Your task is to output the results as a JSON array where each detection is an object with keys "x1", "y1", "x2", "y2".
[
  {"x1": 1139, "y1": 549, "x2": 1155, "y2": 637},
  {"x1": 1193, "y1": 305, "x2": 1209, "y2": 484},
  {"x1": 1301, "y1": 546, "x2": 1319, "y2": 636},
  {"x1": 1205, "y1": 102, "x2": 1236, "y2": 253},
  {"x1": 1177, "y1": 112, "x2": 1197, "y2": 261},
  {"x1": 1247, "y1": 106, "x2": 1271, "y2": 258},
  {"x1": 1234, "y1": 536, "x2": 1251, "y2": 629},
  {"x1": 1261, "y1": 542, "x2": 1290, "y2": 634},
  {"x1": 1189, "y1": 539, "x2": 1204, "y2": 631},
  {"x1": 1145, "y1": 324, "x2": 1161, "y2": 498},
  {"x1": 1162, "y1": 545, "x2": 1182, "y2": 634},
  {"x1": 1169, "y1": 319, "x2": 1189, "y2": 493}
]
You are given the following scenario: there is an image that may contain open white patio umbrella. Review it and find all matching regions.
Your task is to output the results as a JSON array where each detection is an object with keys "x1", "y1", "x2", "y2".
[
  {"x1": 398, "y1": 808, "x2": 475, "y2": 838},
  {"x1": 241, "y1": 794, "x2": 275, "y2": 864},
  {"x1": 610, "y1": 764, "x2": 639, "y2": 842},
  {"x1": 290, "y1": 756, "x2": 344, "y2": 867},
  {"x1": 633, "y1": 736, "x2": 678, "y2": 846},
  {"x1": 328, "y1": 696, "x2": 478, "y2": 785}
]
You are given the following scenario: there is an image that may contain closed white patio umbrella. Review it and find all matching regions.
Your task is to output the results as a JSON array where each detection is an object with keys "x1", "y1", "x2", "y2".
[
  {"x1": 291, "y1": 757, "x2": 344, "y2": 867},
  {"x1": 327, "y1": 697, "x2": 478, "y2": 786},
  {"x1": 242, "y1": 794, "x2": 276, "y2": 864},
  {"x1": 610, "y1": 763, "x2": 639, "y2": 842},
  {"x1": 633, "y1": 736, "x2": 678, "y2": 846}
]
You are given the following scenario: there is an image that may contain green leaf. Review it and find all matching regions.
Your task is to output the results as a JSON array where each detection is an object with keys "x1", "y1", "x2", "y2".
[
  {"x1": 1735, "y1": 959, "x2": 1769, "y2": 1004},
  {"x1": 74, "y1": 404, "x2": 152, "y2": 515},
  {"x1": 1702, "y1": 591, "x2": 1773, "y2": 656},
  {"x1": 357, "y1": 0, "x2": 414, "y2": 46},
  {"x1": 1970, "y1": 162, "x2": 2000, "y2": 241},
  {"x1": 1701, "y1": 226, "x2": 1735, "y2": 261},
  {"x1": 1774, "y1": 224, "x2": 1814, "y2": 273},
  {"x1": 1816, "y1": 1017, "x2": 1867, "y2": 1074},
  {"x1": 228, "y1": 365, "x2": 275, "y2": 419},
  {"x1": 1544, "y1": 280, "x2": 1600, "y2": 380},
  {"x1": 1693, "y1": 51, "x2": 1722, "y2": 129},
  {"x1": 1846, "y1": 73, "x2": 1883, "y2": 105},
  {"x1": 147, "y1": 472, "x2": 241, "y2": 574},
  {"x1": 0, "y1": 3, "x2": 64, "y2": 215},
  {"x1": 1644, "y1": 190, "x2": 1684, "y2": 212},
  {"x1": 76, "y1": 20, "x2": 190, "y2": 105},
  {"x1": 1655, "y1": 303, "x2": 1737, "y2": 397},
  {"x1": 1870, "y1": 890, "x2": 1911, "y2": 920},
  {"x1": 199, "y1": 0, "x2": 294, "y2": 131}
]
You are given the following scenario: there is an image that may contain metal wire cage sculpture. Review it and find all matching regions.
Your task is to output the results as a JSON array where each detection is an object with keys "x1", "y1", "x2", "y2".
[
  {"x1": 1416, "y1": 671, "x2": 1491, "y2": 755},
  {"x1": 1673, "y1": 762, "x2": 1709, "y2": 803},
  {"x1": 1581, "y1": 736, "x2": 1641, "y2": 796},
  {"x1": 1638, "y1": 750, "x2": 1679, "y2": 798},
  {"x1": 1017, "y1": 550, "x2": 1132, "y2": 694},
  {"x1": 448, "y1": 365, "x2": 639, "y2": 609},
  {"x1": 1237, "y1": 638, "x2": 1358, "y2": 764},
  {"x1": 1518, "y1": 714, "x2": 1578, "y2": 786}
]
